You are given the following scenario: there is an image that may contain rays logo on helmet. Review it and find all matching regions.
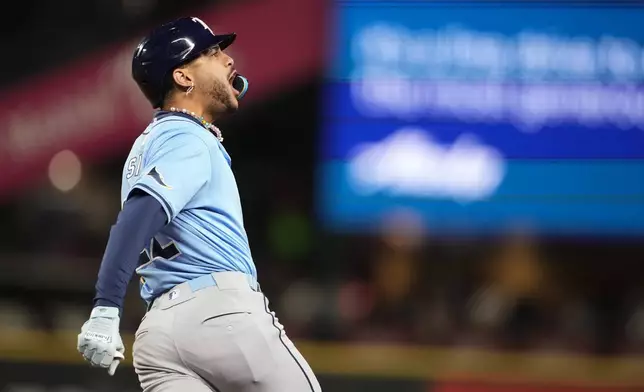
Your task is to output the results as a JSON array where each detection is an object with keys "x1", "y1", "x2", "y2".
[{"x1": 192, "y1": 17, "x2": 214, "y2": 36}]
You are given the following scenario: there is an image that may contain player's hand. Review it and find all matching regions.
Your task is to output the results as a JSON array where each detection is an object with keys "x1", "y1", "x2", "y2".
[{"x1": 77, "y1": 306, "x2": 125, "y2": 376}]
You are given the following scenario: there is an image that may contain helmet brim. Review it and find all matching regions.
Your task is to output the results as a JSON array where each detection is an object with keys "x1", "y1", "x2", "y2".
[
  {"x1": 181, "y1": 33, "x2": 236, "y2": 65},
  {"x1": 215, "y1": 33, "x2": 236, "y2": 50}
]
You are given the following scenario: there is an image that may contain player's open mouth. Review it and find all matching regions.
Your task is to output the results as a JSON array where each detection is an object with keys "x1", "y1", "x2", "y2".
[{"x1": 229, "y1": 71, "x2": 240, "y2": 95}]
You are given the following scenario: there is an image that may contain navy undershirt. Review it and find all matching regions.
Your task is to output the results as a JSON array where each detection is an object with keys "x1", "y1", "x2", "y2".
[{"x1": 93, "y1": 191, "x2": 167, "y2": 313}]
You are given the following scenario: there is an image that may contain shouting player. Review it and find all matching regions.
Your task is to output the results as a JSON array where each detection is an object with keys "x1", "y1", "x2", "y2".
[{"x1": 76, "y1": 16, "x2": 321, "y2": 392}]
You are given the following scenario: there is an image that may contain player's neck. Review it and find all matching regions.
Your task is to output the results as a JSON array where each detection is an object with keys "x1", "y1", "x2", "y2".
[{"x1": 162, "y1": 99, "x2": 214, "y2": 124}]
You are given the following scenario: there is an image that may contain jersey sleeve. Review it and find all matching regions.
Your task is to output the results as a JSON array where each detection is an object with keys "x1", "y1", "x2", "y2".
[{"x1": 128, "y1": 131, "x2": 211, "y2": 222}]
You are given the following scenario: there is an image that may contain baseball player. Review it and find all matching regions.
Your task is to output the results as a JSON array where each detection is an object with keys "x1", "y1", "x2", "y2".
[{"x1": 76, "y1": 16, "x2": 322, "y2": 392}]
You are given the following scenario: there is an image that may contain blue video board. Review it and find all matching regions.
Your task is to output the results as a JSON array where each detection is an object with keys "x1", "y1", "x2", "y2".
[{"x1": 319, "y1": 2, "x2": 644, "y2": 236}]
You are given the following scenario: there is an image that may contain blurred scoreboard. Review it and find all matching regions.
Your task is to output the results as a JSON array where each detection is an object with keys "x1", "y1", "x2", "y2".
[{"x1": 318, "y1": 1, "x2": 644, "y2": 236}]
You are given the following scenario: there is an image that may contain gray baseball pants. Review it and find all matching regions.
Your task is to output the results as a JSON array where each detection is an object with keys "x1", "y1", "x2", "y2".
[{"x1": 132, "y1": 271, "x2": 322, "y2": 392}]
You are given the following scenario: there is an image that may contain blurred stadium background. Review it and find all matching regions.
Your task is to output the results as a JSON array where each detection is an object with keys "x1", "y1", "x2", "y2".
[{"x1": 1, "y1": 0, "x2": 644, "y2": 391}]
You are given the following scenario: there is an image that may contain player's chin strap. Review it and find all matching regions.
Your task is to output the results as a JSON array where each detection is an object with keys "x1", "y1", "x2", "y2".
[{"x1": 232, "y1": 74, "x2": 249, "y2": 100}]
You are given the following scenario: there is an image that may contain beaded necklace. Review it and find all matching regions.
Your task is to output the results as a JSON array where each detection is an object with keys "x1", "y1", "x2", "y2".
[{"x1": 169, "y1": 107, "x2": 223, "y2": 142}]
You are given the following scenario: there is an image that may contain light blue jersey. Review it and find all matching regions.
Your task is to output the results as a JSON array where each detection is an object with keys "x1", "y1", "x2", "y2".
[{"x1": 121, "y1": 112, "x2": 256, "y2": 304}]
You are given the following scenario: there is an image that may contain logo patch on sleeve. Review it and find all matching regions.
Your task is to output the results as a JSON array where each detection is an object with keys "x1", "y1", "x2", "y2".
[{"x1": 148, "y1": 167, "x2": 172, "y2": 189}]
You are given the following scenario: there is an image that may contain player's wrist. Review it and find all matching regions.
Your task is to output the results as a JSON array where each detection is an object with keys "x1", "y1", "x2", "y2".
[
  {"x1": 90, "y1": 306, "x2": 120, "y2": 319},
  {"x1": 94, "y1": 297, "x2": 123, "y2": 313}
]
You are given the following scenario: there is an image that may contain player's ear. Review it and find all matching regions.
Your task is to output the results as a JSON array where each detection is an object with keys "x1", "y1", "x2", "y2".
[{"x1": 171, "y1": 67, "x2": 194, "y2": 91}]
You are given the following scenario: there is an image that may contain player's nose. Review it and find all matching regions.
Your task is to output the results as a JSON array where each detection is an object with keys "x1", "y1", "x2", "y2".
[{"x1": 223, "y1": 52, "x2": 234, "y2": 67}]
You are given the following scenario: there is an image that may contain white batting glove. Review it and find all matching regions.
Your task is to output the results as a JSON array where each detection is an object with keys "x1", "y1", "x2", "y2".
[{"x1": 77, "y1": 306, "x2": 125, "y2": 376}]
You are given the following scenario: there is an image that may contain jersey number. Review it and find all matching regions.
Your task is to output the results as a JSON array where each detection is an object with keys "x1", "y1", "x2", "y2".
[
  {"x1": 126, "y1": 154, "x2": 143, "y2": 179},
  {"x1": 138, "y1": 237, "x2": 181, "y2": 268}
]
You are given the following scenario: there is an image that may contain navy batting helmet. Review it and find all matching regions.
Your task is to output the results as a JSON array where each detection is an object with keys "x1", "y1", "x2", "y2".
[{"x1": 132, "y1": 17, "x2": 237, "y2": 109}]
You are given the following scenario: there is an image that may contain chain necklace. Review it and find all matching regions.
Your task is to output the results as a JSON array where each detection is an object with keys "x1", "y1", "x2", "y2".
[{"x1": 169, "y1": 107, "x2": 223, "y2": 143}]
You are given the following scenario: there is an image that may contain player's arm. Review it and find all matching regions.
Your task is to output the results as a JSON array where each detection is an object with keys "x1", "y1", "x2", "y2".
[
  {"x1": 77, "y1": 190, "x2": 166, "y2": 376},
  {"x1": 93, "y1": 190, "x2": 168, "y2": 311}
]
